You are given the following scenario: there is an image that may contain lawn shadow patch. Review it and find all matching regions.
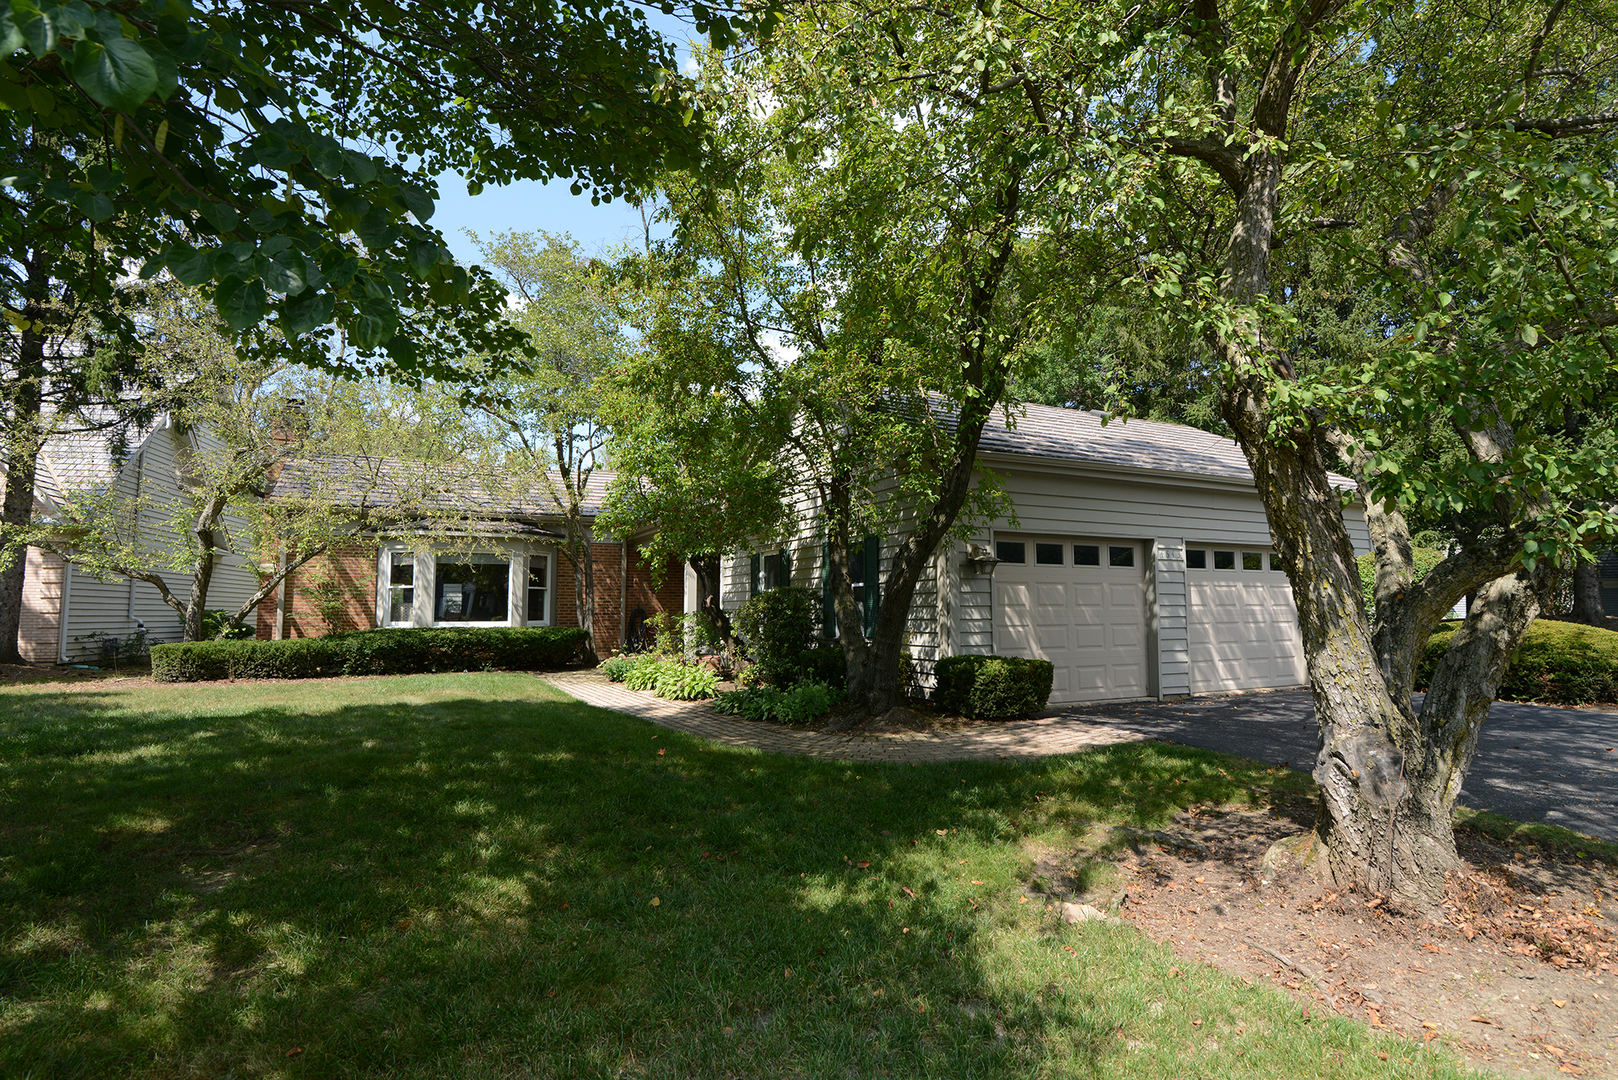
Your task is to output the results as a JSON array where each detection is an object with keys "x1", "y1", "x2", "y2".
[{"x1": 0, "y1": 674, "x2": 1479, "y2": 1079}]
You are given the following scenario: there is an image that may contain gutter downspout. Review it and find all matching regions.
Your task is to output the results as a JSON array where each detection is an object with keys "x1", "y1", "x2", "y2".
[{"x1": 619, "y1": 540, "x2": 627, "y2": 650}]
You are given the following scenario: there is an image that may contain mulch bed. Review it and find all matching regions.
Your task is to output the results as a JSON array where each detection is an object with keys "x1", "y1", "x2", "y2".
[{"x1": 1048, "y1": 791, "x2": 1618, "y2": 1078}]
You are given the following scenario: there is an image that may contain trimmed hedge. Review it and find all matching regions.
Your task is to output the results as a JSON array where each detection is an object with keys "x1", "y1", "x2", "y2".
[
  {"x1": 1416, "y1": 618, "x2": 1618, "y2": 706},
  {"x1": 935, "y1": 654, "x2": 1056, "y2": 719},
  {"x1": 151, "y1": 626, "x2": 590, "y2": 682}
]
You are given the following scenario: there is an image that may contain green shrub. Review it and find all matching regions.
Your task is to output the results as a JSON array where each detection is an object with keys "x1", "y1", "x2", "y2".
[
  {"x1": 934, "y1": 654, "x2": 1055, "y2": 719},
  {"x1": 1416, "y1": 618, "x2": 1618, "y2": 706},
  {"x1": 151, "y1": 627, "x2": 590, "y2": 682},
  {"x1": 621, "y1": 655, "x2": 663, "y2": 691},
  {"x1": 599, "y1": 653, "x2": 638, "y2": 682},
  {"x1": 150, "y1": 638, "x2": 346, "y2": 681},
  {"x1": 651, "y1": 662, "x2": 719, "y2": 701},
  {"x1": 1356, "y1": 546, "x2": 1448, "y2": 616},
  {"x1": 713, "y1": 681, "x2": 841, "y2": 723},
  {"x1": 616, "y1": 656, "x2": 717, "y2": 700},
  {"x1": 734, "y1": 588, "x2": 818, "y2": 688}
]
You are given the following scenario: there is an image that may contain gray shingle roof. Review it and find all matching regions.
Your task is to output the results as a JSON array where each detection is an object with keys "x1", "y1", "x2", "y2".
[
  {"x1": 977, "y1": 401, "x2": 1355, "y2": 488},
  {"x1": 266, "y1": 456, "x2": 615, "y2": 520}
]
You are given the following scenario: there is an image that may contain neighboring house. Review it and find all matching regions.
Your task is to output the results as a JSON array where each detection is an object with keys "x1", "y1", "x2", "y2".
[
  {"x1": 17, "y1": 416, "x2": 263, "y2": 662},
  {"x1": 258, "y1": 462, "x2": 682, "y2": 657},
  {"x1": 720, "y1": 402, "x2": 1374, "y2": 705},
  {"x1": 1600, "y1": 549, "x2": 1618, "y2": 617}
]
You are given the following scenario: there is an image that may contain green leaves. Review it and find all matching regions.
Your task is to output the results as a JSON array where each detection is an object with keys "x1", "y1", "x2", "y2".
[
  {"x1": 72, "y1": 34, "x2": 158, "y2": 111},
  {"x1": 214, "y1": 277, "x2": 266, "y2": 331}
]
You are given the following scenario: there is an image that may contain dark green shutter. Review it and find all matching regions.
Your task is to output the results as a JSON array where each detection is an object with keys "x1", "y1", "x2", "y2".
[
  {"x1": 780, "y1": 547, "x2": 792, "y2": 586},
  {"x1": 862, "y1": 534, "x2": 880, "y2": 638},
  {"x1": 821, "y1": 543, "x2": 835, "y2": 638},
  {"x1": 750, "y1": 553, "x2": 760, "y2": 597}
]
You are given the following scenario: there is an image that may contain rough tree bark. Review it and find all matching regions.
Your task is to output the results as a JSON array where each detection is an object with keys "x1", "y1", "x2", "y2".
[
  {"x1": 1161, "y1": 0, "x2": 1607, "y2": 909},
  {"x1": 1569, "y1": 558, "x2": 1606, "y2": 624},
  {"x1": 0, "y1": 253, "x2": 49, "y2": 664}
]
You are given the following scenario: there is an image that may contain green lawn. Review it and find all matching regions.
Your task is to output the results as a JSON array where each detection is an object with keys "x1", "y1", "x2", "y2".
[{"x1": 0, "y1": 673, "x2": 1481, "y2": 1079}]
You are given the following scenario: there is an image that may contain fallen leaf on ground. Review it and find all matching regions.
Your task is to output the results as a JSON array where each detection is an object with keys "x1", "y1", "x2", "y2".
[
  {"x1": 857, "y1": 861, "x2": 870, "y2": 869},
  {"x1": 657, "y1": 749, "x2": 665, "y2": 755},
  {"x1": 649, "y1": 897, "x2": 661, "y2": 907},
  {"x1": 901, "y1": 886, "x2": 915, "y2": 898},
  {"x1": 1553, "y1": 999, "x2": 1567, "y2": 1008}
]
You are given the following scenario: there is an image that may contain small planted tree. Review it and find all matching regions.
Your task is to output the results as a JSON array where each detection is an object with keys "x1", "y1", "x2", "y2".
[
  {"x1": 468, "y1": 231, "x2": 631, "y2": 663},
  {"x1": 30, "y1": 283, "x2": 483, "y2": 639}
]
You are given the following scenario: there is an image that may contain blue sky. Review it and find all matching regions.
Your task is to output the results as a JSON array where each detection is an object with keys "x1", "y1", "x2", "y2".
[
  {"x1": 431, "y1": 173, "x2": 659, "y2": 265},
  {"x1": 428, "y1": 6, "x2": 695, "y2": 267}
]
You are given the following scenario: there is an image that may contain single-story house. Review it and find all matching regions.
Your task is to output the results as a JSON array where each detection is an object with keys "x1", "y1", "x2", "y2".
[
  {"x1": 258, "y1": 462, "x2": 683, "y2": 657},
  {"x1": 17, "y1": 416, "x2": 262, "y2": 662},
  {"x1": 719, "y1": 402, "x2": 1373, "y2": 704}
]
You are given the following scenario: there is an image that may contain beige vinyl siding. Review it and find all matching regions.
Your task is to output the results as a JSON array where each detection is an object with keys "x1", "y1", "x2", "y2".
[
  {"x1": 61, "y1": 425, "x2": 263, "y2": 659},
  {"x1": 719, "y1": 476, "x2": 944, "y2": 689}
]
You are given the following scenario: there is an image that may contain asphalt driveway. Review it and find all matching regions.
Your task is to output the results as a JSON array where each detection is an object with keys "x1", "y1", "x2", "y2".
[{"x1": 1063, "y1": 690, "x2": 1618, "y2": 842}]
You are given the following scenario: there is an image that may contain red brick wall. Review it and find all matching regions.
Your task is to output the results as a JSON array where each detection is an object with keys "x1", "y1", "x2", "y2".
[
  {"x1": 256, "y1": 542, "x2": 378, "y2": 640},
  {"x1": 19, "y1": 546, "x2": 64, "y2": 662},
  {"x1": 550, "y1": 543, "x2": 685, "y2": 657},
  {"x1": 253, "y1": 539, "x2": 684, "y2": 653}
]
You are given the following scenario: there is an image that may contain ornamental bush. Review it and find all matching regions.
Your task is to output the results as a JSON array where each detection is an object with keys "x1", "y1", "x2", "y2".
[
  {"x1": 935, "y1": 654, "x2": 1055, "y2": 719},
  {"x1": 713, "y1": 681, "x2": 841, "y2": 723},
  {"x1": 1416, "y1": 619, "x2": 1618, "y2": 706},
  {"x1": 600, "y1": 653, "x2": 638, "y2": 682},
  {"x1": 734, "y1": 587, "x2": 819, "y2": 688},
  {"x1": 151, "y1": 627, "x2": 590, "y2": 682}
]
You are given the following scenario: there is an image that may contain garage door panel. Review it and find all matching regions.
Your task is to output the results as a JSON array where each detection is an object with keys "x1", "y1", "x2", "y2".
[
  {"x1": 1035, "y1": 626, "x2": 1068, "y2": 651},
  {"x1": 1188, "y1": 567, "x2": 1305, "y2": 693},
  {"x1": 992, "y1": 534, "x2": 1147, "y2": 704}
]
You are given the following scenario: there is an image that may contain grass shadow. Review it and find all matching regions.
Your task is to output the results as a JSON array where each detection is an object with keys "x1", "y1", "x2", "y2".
[{"x1": 0, "y1": 674, "x2": 1474, "y2": 1079}]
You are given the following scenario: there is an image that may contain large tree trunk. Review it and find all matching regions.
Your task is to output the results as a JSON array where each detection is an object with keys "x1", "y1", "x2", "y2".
[
  {"x1": 0, "y1": 433, "x2": 41, "y2": 664},
  {"x1": 1569, "y1": 558, "x2": 1606, "y2": 625},
  {"x1": 688, "y1": 553, "x2": 734, "y2": 644},
  {"x1": 0, "y1": 301, "x2": 48, "y2": 664},
  {"x1": 567, "y1": 521, "x2": 598, "y2": 665}
]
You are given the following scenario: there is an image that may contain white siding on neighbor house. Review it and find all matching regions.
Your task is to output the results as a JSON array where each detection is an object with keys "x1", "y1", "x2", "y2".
[{"x1": 60, "y1": 425, "x2": 262, "y2": 660}]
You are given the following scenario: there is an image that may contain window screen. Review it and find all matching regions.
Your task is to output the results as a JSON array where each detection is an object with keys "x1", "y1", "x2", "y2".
[
  {"x1": 1074, "y1": 544, "x2": 1100, "y2": 566},
  {"x1": 1186, "y1": 549, "x2": 1207, "y2": 570},
  {"x1": 1213, "y1": 550, "x2": 1236, "y2": 570},
  {"x1": 1109, "y1": 545, "x2": 1135, "y2": 568},
  {"x1": 996, "y1": 541, "x2": 1026, "y2": 564},
  {"x1": 1035, "y1": 543, "x2": 1064, "y2": 565},
  {"x1": 388, "y1": 552, "x2": 415, "y2": 624}
]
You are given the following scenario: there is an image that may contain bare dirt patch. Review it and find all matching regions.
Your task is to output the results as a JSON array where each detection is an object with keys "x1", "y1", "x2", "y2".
[{"x1": 1032, "y1": 792, "x2": 1618, "y2": 1078}]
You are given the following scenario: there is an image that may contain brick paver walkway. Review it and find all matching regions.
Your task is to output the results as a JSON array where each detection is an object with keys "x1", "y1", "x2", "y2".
[{"x1": 544, "y1": 671, "x2": 1148, "y2": 763}]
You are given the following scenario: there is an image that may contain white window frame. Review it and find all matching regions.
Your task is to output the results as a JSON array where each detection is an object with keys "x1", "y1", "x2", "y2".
[
  {"x1": 430, "y1": 551, "x2": 515, "y2": 627},
  {"x1": 377, "y1": 546, "x2": 423, "y2": 627},
  {"x1": 524, "y1": 550, "x2": 553, "y2": 626}
]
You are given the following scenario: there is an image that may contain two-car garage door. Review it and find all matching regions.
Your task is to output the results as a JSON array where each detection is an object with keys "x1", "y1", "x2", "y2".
[{"x1": 991, "y1": 534, "x2": 1305, "y2": 703}]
